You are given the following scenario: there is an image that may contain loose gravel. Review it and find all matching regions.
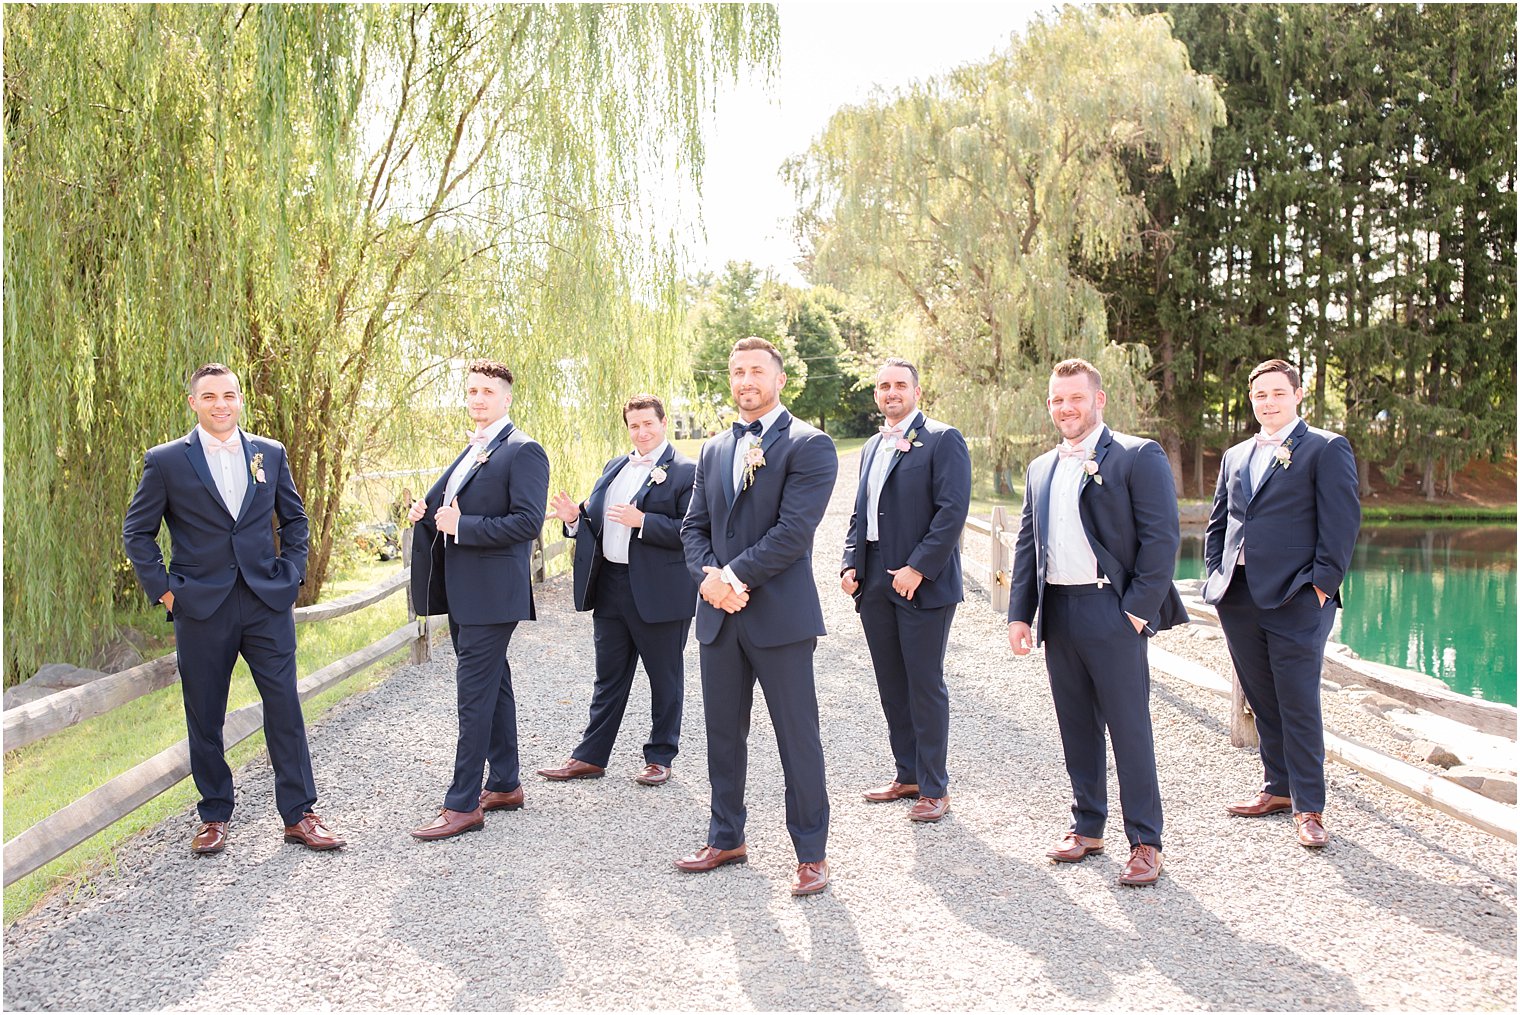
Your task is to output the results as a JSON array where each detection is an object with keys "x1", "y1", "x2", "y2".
[{"x1": 4, "y1": 450, "x2": 1514, "y2": 1011}]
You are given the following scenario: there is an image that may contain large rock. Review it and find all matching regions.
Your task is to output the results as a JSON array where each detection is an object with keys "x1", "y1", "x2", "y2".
[{"x1": 1444, "y1": 765, "x2": 1518, "y2": 805}]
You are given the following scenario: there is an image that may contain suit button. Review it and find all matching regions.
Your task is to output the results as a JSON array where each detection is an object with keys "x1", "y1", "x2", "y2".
[
  {"x1": 726, "y1": 529, "x2": 734, "y2": 538},
  {"x1": 229, "y1": 564, "x2": 236, "y2": 570}
]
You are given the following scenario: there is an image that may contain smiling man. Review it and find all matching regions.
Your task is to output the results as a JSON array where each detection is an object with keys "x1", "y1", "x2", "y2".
[
  {"x1": 408, "y1": 359, "x2": 551, "y2": 840},
  {"x1": 123, "y1": 363, "x2": 343, "y2": 855},
  {"x1": 1006, "y1": 358, "x2": 1187, "y2": 886},
  {"x1": 678, "y1": 337, "x2": 839, "y2": 895},
  {"x1": 1202, "y1": 358, "x2": 1360, "y2": 849}
]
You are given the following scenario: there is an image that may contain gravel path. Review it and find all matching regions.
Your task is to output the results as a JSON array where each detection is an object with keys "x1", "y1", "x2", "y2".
[{"x1": 5, "y1": 449, "x2": 1514, "y2": 1011}]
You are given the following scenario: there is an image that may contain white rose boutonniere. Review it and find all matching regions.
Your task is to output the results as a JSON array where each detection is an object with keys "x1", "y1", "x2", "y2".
[
  {"x1": 475, "y1": 448, "x2": 492, "y2": 466},
  {"x1": 1082, "y1": 458, "x2": 1103, "y2": 485},
  {"x1": 648, "y1": 465, "x2": 668, "y2": 486},
  {"x1": 742, "y1": 445, "x2": 766, "y2": 489},
  {"x1": 250, "y1": 452, "x2": 266, "y2": 484},
  {"x1": 1273, "y1": 439, "x2": 1294, "y2": 469}
]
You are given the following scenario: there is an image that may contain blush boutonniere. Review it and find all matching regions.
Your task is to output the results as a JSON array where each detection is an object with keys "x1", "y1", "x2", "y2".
[
  {"x1": 1082, "y1": 458, "x2": 1103, "y2": 485},
  {"x1": 1272, "y1": 438, "x2": 1294, "y2": 470},
  {"x1": 894, "y1": 427, "x2": 926, "y2": 454},
  {"x1": 742, "y1": 444, "x2": 766, "y2": 489},
  {"x1": 474, "y1": 448, "x2": 492, "y2": 466},
  {"x1": 648, "y1": 465, "x2": 668, "y2": 486},
  {"x1": 249, "y1": 452, "x2": 266, "y2": 484}
]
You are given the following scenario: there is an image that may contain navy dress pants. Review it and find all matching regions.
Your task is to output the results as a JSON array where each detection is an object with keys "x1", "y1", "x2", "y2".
[
  {"x1": 699, "y1": 620, "x2": 830, "y2": 862},
  {"x1": 857, "y1": 542, "x2": 955, "y2": 798},
  {"x1": 1041, "y1": 584, "x2": 1163, "y2": 850},
  {"x1": 445, "y1": 619, "x2": 521, "y2": 811},
  {"x1": 173, "y1": 578, "x2": 316, "y2": 826},
  {"x1": 1216, "y1": 568, "x2": 1337, "y2": 814},
  {"x1": 572, "y1": 562, "x2": 689, "y2": 768}
]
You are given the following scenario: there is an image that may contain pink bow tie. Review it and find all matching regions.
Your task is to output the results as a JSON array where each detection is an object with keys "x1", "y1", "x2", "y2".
[
  {"x1": 467, "y1": 431, "x2": 490, "y2": 447},
  {"x1": 629, "y1": 451, "x2": 657, "y2": 466},
  {"x1": 1056, "y1": 444, "x2": 1087, "y2": 460},
  {"x1": 1254, "y1": 433, "x2": 1287, "y2": 448},
  {"x1": 879, "y1": 426, "x2": 903, "y2": 438},
  {"x1": 205, "y1": 436, "x2": 240, "y2": 456}
]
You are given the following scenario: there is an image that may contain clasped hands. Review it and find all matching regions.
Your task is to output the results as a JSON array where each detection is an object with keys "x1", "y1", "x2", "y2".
[
  {"x1": 700, "y1": 566, "x2": 749, "y2": 613},
  {"x1": 408, "y1": 497, "x2": 461, "y2": 536},
  {"x1": 839, "y1": 564, "x2": 924, "y2": 600}
]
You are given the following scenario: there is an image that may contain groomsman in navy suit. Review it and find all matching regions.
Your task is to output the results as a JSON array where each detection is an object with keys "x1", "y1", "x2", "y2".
[
  {"x1": 539, "y1": 394, "x2": 697, "y2": 786},
  {"x1": 841, "y1": 358, "x2": 971, "y2": 822},
  {"x1": 123, "y1": 363, "x2": 344, "y2": 855},
  {"x1": 678, "y1": 337, "x2": 839, "y2": 896},
  {"x1": 1203, "y1": 358, "x2": 1360, "y2": 848},
  {"x1": 408, "y1": 359, "x2": 551, "y2": 840},
  {"x1": 1007, "y1": 358, "x2": 1186, "y2": 886}
]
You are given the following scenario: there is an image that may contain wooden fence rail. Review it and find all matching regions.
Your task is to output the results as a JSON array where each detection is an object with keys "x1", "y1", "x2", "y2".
[{"x1": 2, "y1": 513, "x2": 570, "y2": 888}]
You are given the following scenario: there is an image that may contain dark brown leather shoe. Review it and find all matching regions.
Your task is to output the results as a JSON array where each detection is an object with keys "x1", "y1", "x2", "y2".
[
  {"x1": 1294, "y1": 811, "x2": 1330, "y2": 848},
  {"x1": 634, "y1": 763, "x2": 670, "y2": 786},
  {"x1": 907, "y1": 795, "x2": 950, "y2": 822},
  {"x1": 536, "y1": 758, "x2": 606, "y2": 781},
  {"x1": 1226, "y1": 792, "x2": 1293, "y2": 817},
  {"x1": 862, "y1": 780, "x2": 919, "y2": 802},
  {"x1": 283, "y1": 812, "x2": 346, "y2": 851},
  {"x1": 1117, "y1": 844, "x2": 1163, "y2": 886},
  {"x1": 674, "y1": 843, "x2": 748, "y2": 872},
  {"x1": 1046, "y1": 832, "x2": 1104, "y2": 863},
  {"x1": 191, "y1": 821, "x2": 229, "y2": 855},
  {"x1": 411, "y1": 807, "x2": 485, "y2": 841},
  {"x1": 791, "y1": 860, "x2": 830, "y2": 896},
  {"x1": 480, "y1": 787, "x2": 524, "y2": 811}
]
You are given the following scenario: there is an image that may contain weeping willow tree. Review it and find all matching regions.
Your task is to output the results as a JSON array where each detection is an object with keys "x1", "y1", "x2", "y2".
[
  {"x1": 3, "y1": 3, "x2": 778, "y2": 683},
  {"x1": 785, "y1": 7, "x2": 1223, "y2": 483}
]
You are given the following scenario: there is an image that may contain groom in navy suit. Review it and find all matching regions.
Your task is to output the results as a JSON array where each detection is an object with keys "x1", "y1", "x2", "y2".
[
  {"x1": 1007, "y1": 358, "x2": 1186, "y2": 886},
  {"x1": 1203, "y1": 358, "x2": 1360, "y2": 848},
  {"x1": 408, "y1": 359, "x2": 551, "y2": 840},
  {"x1": 123, "y1": 363, "x2": 344, "y2": 855},
  {"x1": 678, "y1": 337, "x2": 839, "y2": 896},
  {"x1": 842, "y1": 358, "x2": 971, "y2": 823},
  {"x1": 539, "y1": 394, "x2": 697, "y2": 786}
]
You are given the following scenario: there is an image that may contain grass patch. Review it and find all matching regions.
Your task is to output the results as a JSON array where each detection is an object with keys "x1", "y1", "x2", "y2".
[
  {"x1": 2, "y1": 558, "x2": 412, "y2": 926},
  {"x1": 1361, "y1": 504, "x2": 1516, "y2": 522}
]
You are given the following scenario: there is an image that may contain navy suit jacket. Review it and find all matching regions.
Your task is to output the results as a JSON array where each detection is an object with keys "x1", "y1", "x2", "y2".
[
  {"x1": 841, "y1": 412, "x2": 971, "y2": 611},
  {"x1": 411, "y1": 423, "x2": 551, "y2": 626},
  {"x1": 1008, "y1": 426, "x2": 1187, "y2": 645},
  {"x1": 681, "y1": 410, "x2": 838, "y2": 648},
  {"x1": 568, "y1": 445, "x2": 698, "y2": 624},
  {"x1": 123, "y1": 428, "x2": 309, "y2": 622},
  {"x1": 1202, "y1": 419, "x2": 1360, "y2": 610}
]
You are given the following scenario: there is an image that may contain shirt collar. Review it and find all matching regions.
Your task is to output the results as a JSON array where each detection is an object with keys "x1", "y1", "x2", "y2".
[
  {"x1": 1259, "y1": 416, "x2": 1300, "y2": 442},
  {"x1": 471, "y1": 414, "x2": 512, "y2": 445},
  {"x1": 1062, "y1": 423, "x2": 1103, "y2": 454},
  {"x1": 740, "y1": 402, "x2": 787, "y2": 438},
  {"x1": 197, "y1": 425, "x2": 243, "y2": 450},
  {"x1": 631, "y1": 440, "x2": 670, "y2": 464}
]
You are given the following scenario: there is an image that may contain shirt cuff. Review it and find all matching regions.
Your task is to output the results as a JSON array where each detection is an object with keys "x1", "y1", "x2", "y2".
[
  {"x1": 720, "y1": 564, "x2": 745, "y2": 595},
  {"x1": 566, "y1": 518, "x2": 579, "y2": 536}
]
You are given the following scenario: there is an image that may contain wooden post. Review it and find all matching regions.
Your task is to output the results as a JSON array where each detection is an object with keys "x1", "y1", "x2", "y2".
[
  {"x1": 1230, "y1": 672, "x2": 1259, "y2": 749},
  {"x1": 405, "y1": 549, "x2": 430, "y2": 665},
  {"x1": 989, "y1": 505, "x2": 1011, "y2": 616}
]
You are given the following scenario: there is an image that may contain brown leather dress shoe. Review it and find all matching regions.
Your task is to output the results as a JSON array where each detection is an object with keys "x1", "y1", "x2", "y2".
[
  {"x1": 791, "y1": 860, "x2": 830, "y2": 896},
  {"x1": 1117, "y1": 844, "x2": 1163, "y2": 886},
  {"x1": 674, "y1": 843, "x2": 748, "y2": 872},
  {"x1": 536, "y1": 758, "x2": 606, "y2": 781},
  {"x1": 1226, "y1": 792, "x2": 1293, "y2": 817},
  {"x1": 1046, "y1": 832, "x2": 1104, "y2": 863},
  {"x1": 1294, "y1": 811, "x2": 1330, "y2": 848},
  {"x1": 480, "y1": 786, "x2": 524, "y2": 811},
  {"x1": 907, "y1": 796, "x2": 950, "y2": 822},
  {"x1": 411, "y1": 807, "x2": 485, "y2": 841},
  {"x1": 634, "y1": 763, "x2": 670, "y2": 786},
  {"x1": 862, "y1": 781, "x2": 920, "y2": 803},
  {"x1": 191, "y1": 821, "x2": 229, "y2": 855},
  {"x1": 283, "y1": 812, "x2": 346, "y2": 851}
]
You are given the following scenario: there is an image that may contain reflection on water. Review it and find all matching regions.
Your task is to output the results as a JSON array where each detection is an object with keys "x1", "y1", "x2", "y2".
[{"x1": 1177, "y1": 524, "x2": 1517, "y2": 706}]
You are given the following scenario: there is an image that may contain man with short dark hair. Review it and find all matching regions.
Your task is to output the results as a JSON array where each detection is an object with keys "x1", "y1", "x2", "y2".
[
  {"x1": 1007, "y1": 358, "x2": 1186, "y2": 886},
  {"x1": 678, "y1": 337, "x2": 839, "y2": 895},
  {"x1": 408, "y1": 359, "x2": 551, "y2": 840},
  {"x1": 541, "y1": 394, "x2": 697, "y2": 786},
  {"x1": 842, "y1": 358, "x2": 971, "y2": 822},
  {"x1": 124, "y1": 363, "x2": 344, "y2": 855},
  {"x1": 1203, "y1": 358, "x2": 1360, "y2": 848}
]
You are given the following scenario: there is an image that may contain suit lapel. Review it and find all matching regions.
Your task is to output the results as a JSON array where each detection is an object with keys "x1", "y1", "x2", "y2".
[
  {"x1": 234, "y1": 432, "x2": 258, "y2": 523},
  {"x1": 856, "y1": 434, "x2": 882, "y2": 522},
  {"x1": 1079, "y1": 426, "x2": 1112, "y2": 496},
  {"x1": 721, "y1": 430, "x2": 740, "y2": 508},
  {"x1": 182, "y1": 431, "x2": 225, "y2": 510},
  {"x1": 1034, "y1": 453, "x2": 1055, "y2": 560},
  {"x1": 630, "y1": 445, "x2": 674, "y2": 510},
  {"x1": 452, "y1": 423, "x2": 514, "y2": 502},
  {"x1": 881, "y1": 412, "x2": 924, "y2": 487},
  {"x1": 736, "y1": 411, "x2": 789, "y2": 505},
  {"x1": 1248, "y1": 420, "x2": 1305, "y2": 504}
]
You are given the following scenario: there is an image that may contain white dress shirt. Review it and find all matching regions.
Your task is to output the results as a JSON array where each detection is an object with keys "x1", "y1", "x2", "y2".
[
  {"x1": 599, "y1": 440, "x2": 668, "y2": 564},
  {"x1": 197, "y1": 426, "x2": 248, "y2": 518},
  {"x1": 865, "y1": 414, "x2": 919, "y2": 542},
  {"x1": 722, "y1": 402, "x2": 787, "y2": 592},
  {"x1": 1045, "y1": 425, "x2": 1103, "y2": 586},
  {"x1": 1239, "y1": 415, "x2": 1300, "y2": 563},
  {"x1": 444, "y1": 414, "x2": 512, "y2": 505}
]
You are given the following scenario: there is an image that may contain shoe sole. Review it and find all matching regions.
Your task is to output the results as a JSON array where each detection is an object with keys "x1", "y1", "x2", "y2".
[
  {"x1": 411, "y1": 821, "x2": 485, "y2": 841},
  {"x1": 191, "y1": 844, "x2": 227, "y2": 856},
  {"x1": 1117, "y1": 874, "x2": 1160, "y2": 886},
  {"x1": 481, "y1": 801, "x2": 524, "y2": 812},
  {"x1": 1226, "y1": 806, "x2": 1292, "y2": 817},
  {"x1": 282, "y1": 836, "x2": 344, "y2": 850},
  {"x1": 791, "y1": 879, "x2": 830, "y2": 896},
  {"x1": 1298, "y1": 837, "x2": 1329, "y2": 849},
  {"x1": 862, "y1": 793, "x2": 919, "y2": 803},
  {"x1": 537, "y1": 771, "x2": 605, "y2": 781},
  {"x1": 908, "y1": 809, "x2": 949, "y2": 823},
  {"x1": 634, "y1": 778, "x2": 668, "y2": 786},
  {"x1": 1047, "y1": 847, "x2": 1103, "y2": 863},
  {"x1": 674, "y1": 853, "x2": 747, "y2": 872}
]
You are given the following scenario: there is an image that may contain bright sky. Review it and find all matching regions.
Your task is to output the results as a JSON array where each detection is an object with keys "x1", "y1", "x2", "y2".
[{"x1": 691, "y1": 1, "x2": 1051, "y2": 285}]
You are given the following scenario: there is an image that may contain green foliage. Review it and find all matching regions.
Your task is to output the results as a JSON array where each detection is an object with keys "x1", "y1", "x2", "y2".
[
  {"x1": 786, "y1": 7, "x2": 1225, "y2": 473},
  {"x1": 2, "y1": 4, "x2": 780, "y2": 684}
]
